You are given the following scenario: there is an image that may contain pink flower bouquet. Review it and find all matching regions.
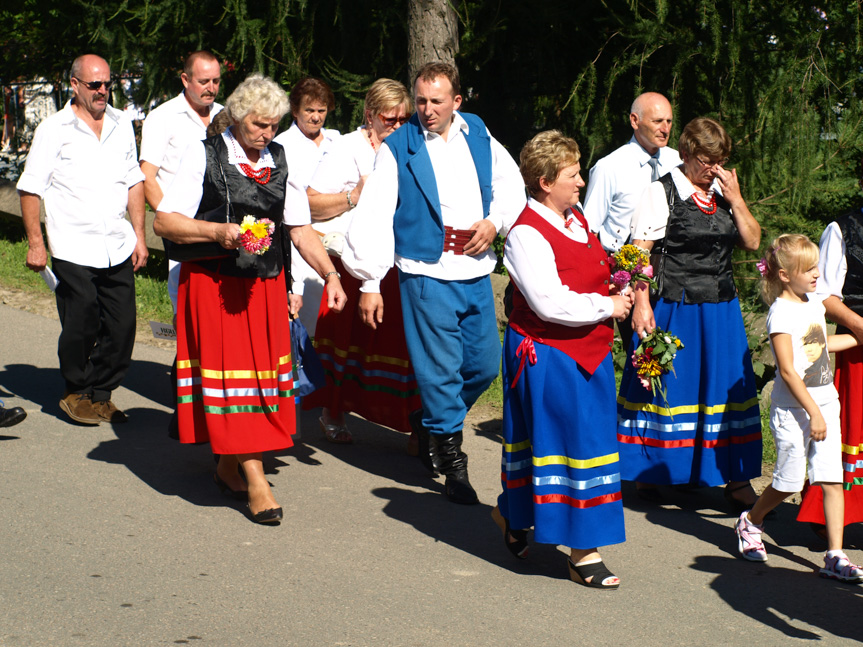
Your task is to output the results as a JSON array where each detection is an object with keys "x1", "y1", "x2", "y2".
[
  {"x1": 239, "y1": 215, "x2": 275, "y2": 255},
  {"x1": 608, "y1": 244, "x2": 657, "y2": 291}
]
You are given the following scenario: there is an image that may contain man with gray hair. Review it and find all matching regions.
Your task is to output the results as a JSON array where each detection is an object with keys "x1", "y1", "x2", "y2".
[
  {"x1": 18, "y1": 54, "x2": 147, "y2": 425},
  {"x1": 583, "y1": 92, "x2": 680, "y2": 254}
]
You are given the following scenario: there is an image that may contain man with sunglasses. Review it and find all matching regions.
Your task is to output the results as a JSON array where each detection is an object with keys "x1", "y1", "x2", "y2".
[
  {"x1": 342, "y1": 62, "x2": 525, "y2": 505},
  {"x1": 140, "y1": 50, "x2": 223, "y2": 312},
  {"x1": 17, "y1": 54, "x2": 147, "y2": 426}
]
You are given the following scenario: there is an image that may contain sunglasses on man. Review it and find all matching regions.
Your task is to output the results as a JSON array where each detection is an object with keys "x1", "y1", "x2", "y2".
[{"x1": 73, "y1": 77, "x2": 114, "y2": 92}]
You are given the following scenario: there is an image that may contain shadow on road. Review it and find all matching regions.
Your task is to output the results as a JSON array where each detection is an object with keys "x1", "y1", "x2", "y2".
[{"x1": 640, "y1": 488, "x2": 863, "y2": 642}]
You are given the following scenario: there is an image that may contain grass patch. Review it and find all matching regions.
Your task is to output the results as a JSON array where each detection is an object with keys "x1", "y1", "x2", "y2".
[
  {"x1": 0, "y1": 216, "x2": 174, "y2": 323},
  {"x1": 761, "y1": 406, "x2": 776, "y2": 465}
]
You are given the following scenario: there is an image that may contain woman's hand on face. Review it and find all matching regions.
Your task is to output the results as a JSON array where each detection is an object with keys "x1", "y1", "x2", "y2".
[
  {"x1": 632, "y1": 300, "x2": 655, "y2": 338},
  {"x1": 610, "y1": 291, "x2": 634, "y2": 321},
  {"x1": 215, "y1": 222, "x2": 241, "y2": 249},
  {"x1": 714, "y1": 166, "x2": 743, "y2": 207}
]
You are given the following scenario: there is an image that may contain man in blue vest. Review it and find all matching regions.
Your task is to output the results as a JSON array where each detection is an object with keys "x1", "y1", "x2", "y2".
[{"x1": 342, "y1": 62, "x2": 525, "y2": 504}]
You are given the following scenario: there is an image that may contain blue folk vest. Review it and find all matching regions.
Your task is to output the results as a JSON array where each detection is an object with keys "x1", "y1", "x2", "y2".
[{"x1": 386, "y1": 112, "x2": 493, "y2": 263}]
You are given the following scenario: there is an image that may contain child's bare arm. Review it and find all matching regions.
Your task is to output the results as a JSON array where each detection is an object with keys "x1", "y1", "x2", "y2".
[
  {"x1": 771, "y1": 332, "x2": 827, "y2": 441},
  {"x1": 827, "y1": 333, "x2": 858, "y2": 353}
]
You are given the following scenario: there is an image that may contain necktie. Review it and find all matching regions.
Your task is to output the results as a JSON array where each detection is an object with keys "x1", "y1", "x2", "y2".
[{"x1": 648, "y1": 156, "x2": 660, "y2": 182}]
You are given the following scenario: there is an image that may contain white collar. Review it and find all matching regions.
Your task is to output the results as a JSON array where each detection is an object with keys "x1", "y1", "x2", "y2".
[
  {"x1": 222, "y1": 127, "x2": 275, "y2": 169},
  {"x1": 420, "y1": 111, "x2": 468, "y2": 141},
  {"x1": 528, "y1": 197, "x2": 585, "y2": 232}
]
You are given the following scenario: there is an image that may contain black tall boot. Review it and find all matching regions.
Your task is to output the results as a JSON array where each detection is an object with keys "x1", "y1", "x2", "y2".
[
  {"x1": 409, "y1": 409, "x2": 438, "y2": 476},
  {"x1": 429, "y1": 431, "x2": 479, "y2": 505}
]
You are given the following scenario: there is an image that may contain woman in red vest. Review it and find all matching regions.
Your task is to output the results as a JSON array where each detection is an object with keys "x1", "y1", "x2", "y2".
[{"x1": 492, "y1": 131, "x2": 633, "y2": 589}]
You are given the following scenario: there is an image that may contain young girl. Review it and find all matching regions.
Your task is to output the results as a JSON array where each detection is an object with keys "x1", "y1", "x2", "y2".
[{"x1": 735, "y1": 234, "x2": 863, "y2": 582}]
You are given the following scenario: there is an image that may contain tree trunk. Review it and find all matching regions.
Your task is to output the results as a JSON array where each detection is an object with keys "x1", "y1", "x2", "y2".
[{"x1": 408, "y1": 0, "x2": 459, "y2": 84}]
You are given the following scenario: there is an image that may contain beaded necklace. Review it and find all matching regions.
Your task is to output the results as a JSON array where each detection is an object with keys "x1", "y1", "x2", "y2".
[
  {"x1": 228, "y1": 130, "x2": 272, "y2": 185},
  {"x1": 691, "y1": 189, "x2": 717, "y2": 215}
]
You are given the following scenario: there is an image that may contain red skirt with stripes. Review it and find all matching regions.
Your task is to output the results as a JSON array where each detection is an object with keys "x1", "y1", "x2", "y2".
[
  {"x1": 176, "y1": 263, "x2": 295, "y2": 455},
  {"x1": 302, "y1": 258, "x2": 421, "y2": 432}
]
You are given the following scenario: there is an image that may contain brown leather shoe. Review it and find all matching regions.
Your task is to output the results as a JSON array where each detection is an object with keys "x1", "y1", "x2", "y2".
[
  {"x1": 59, "y1": 393, "x2": 101, "y2": 425},
  {"x1": 92, "y1": 399, "x2": 128, "y2": 423}
]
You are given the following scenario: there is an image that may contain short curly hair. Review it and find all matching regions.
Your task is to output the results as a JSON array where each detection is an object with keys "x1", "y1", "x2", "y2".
[
  {"x1": 224, "y1": 73, "x2": 289, "y2": 123},
  {"x1": 678, "y1": 117, "x2": 731, "y2": 161},
  {"x1": 288, "y1": 77, "x2": 335, "y2": 115},
  {"x1": 519, "y1": 130, "x2": 581, "y2": 199}
]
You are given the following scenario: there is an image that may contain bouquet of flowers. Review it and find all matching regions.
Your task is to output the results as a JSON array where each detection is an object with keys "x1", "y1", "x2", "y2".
[
  {"x1": 238, "y1": 215, "x2": 275, "y2": 255},
  {"x1": 608, "y1": 244, "x2": 657, "y2": 291},
  {"x1": 632, "y1": 327, "x2": 684, "y2": 412}
]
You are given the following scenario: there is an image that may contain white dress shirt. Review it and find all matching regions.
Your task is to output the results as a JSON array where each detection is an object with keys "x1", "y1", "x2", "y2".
[
  {"x1": 504, "y1": 198, "x2": 615, "y2": 326},
  {"x1": 307, "y1": 127, "x2": 375, "y2": 236},
  {"x1": 140, "y1": 93, "x2": 223, "y2": 192},
  {"x1": 140, "y1": 92, "x2": 223, "y2": 309},
  {"x1": 17, "y1": 101, "x2": 145, "y2": 267},
  {"x1": 630, "y1": 166, "x2": 727, "y2": 241},
  {"x1": 583, "y1": 136, "x2": 681, "y2": 252},
  {"x1": 272, "y1": 122, "x2": 340, "y2": 295},
  {"x1": 158, "y1": 128, "x2": 310, "y2": 227},
  {"x1": 342, "y1": 112, "x2": 525, "y2": 292}
]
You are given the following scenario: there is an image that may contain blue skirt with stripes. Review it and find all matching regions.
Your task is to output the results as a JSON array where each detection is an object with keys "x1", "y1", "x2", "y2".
[
  {"x1": 498, "y1": 327, "x2": 625, "y2": 549},
  {"x1": 617, "y1": 297, "x2": 762, "y2": 486}
]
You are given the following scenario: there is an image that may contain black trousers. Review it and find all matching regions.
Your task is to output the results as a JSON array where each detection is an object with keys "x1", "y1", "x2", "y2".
[{"x1": 52, "y1": 256, "x2": 136, "y2": 402}]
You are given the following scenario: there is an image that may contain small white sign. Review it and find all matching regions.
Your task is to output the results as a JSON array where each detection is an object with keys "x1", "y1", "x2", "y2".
[{"x1": 149, "y1": 321, "x2": 176, "y2": 340}]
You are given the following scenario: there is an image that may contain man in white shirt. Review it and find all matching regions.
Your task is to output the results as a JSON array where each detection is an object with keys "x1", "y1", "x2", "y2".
[
  {"x1": 273, "y1": 77, "x2": 340, "y2": 331},
  {"x1": 18, "y1": 54, "x2": 147, "y2": 426},
  {"x1": 583, "y1": 92, "x2": 680, "y2": 352},
  {"x1": 342, "y1": 62, "x2": 525, "y2": 504},
  {"x1": 583, "y1": 92, "x2": 680, "y2": 253},
  {"x1": 140, "y1": 50, "x2": 223, "y2": 311}
]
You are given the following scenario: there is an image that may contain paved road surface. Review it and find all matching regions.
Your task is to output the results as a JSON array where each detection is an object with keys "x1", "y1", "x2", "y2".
[{"x1": 0, "y1": 303, "x2": 861, "y2": 646}]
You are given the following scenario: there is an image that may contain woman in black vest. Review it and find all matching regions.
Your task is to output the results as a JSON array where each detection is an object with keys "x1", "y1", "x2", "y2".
[
  {"x1": 616, "y1": 117, "x2": 763, "y2": 507},
  {"x1": 155, "y1": 74, "x2": 346, "y2": 524}
]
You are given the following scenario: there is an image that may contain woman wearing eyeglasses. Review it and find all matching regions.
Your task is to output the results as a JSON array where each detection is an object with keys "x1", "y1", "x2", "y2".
[
  {"x1": 617, "y1": 117, "x2": 763, "y2": 508},
  {"x1": 302, "y1": 78, "x2": 422, "y2": 446}
]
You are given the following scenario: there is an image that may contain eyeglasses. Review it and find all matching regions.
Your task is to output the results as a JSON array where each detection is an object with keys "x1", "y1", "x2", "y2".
[
  {"x1": 73, "y1": 77, "x2": 114, "y2": 92},
  {"x1": 694, "y1": 155, "x2": 728, "y2": 168},
  {"x1": 379, "y1": 114, "x2": 409, "y2": 127}
]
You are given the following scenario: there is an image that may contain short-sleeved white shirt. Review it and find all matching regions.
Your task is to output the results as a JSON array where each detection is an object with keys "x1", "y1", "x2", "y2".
[
  {"x1": 767, "y1": 295, "x2": 838, "y2": 407},
  {"x1": 140, "y1": 93, "x2": 223, "y2": 191},
  {"x1": 16, "y1": 101, "x2": 145, "y2": 267},
  {"x1": 582, "y1": 136, "x2": 680, "y2": 252},
  {"x1": 307, "y1": 127, "x2": 375, "y2": 236},
  {"x1": 272, "y1": 122, "x2": 340, "y2": 190}
]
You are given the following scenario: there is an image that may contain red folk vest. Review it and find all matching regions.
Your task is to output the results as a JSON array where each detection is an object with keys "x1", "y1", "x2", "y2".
[{"x1": 507, "y1": 205, "x2": 613, "y2": 375}]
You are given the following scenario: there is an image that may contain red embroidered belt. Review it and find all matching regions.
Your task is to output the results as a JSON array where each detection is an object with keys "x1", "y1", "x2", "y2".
[{"x1": 443, "y1": 226, "x2": 475, "y2": 255}]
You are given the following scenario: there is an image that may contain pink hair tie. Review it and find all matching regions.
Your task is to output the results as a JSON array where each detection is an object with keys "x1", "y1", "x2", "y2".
[{"x1": 756, "y1": 257, "x2": 768, "y2": 277}]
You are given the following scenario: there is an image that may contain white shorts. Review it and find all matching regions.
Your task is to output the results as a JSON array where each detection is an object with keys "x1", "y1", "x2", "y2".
[{"x1": 770, "y1": 400, "x2": 842, "y2": 492}]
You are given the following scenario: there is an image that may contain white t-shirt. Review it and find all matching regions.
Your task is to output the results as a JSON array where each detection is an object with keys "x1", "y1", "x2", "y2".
[{"x1": 766, "y1": 295, "x2": 838, "y2": 407}]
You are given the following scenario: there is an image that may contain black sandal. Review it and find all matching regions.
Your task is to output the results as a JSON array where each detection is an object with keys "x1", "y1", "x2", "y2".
[
  {"x1": 491, "y1": 506, "x2": 529, "y2": 559},
  {"x1": 568, "y1": 558, "x2": 620, "y2": 590}
]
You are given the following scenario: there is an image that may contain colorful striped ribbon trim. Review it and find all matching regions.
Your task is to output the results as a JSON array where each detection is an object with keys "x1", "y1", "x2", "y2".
[
  {"x1": 177, "y1": 354, "x2": 291, "y2": 380},
  {"x1": 500, "y1": 472, "x2": 621, "y2": 491},
  {"x1": 617, "y1": 415, "x2": 762, "y2": 434},
  {"x1": 533, "y1": 452, "x2": 619, "y2": 469},
  {"x1": 617, "y1": 396, "x2": 759, "y2": 417},
  {"x1": 534, "y1": 491, "x2": 622, "y2": 508},
  {"x1": 322, "y1": 372, "x2": 421, "y2": 398},
  {"x1": 617, "y1": 431, "x2": 762, "y2": 449},
  {"x1": 842, "y1": 442, "x2": 862, "y2": 456},
  {"x1": 313, "y1": 338, "x2": 411, "y2": 368}
]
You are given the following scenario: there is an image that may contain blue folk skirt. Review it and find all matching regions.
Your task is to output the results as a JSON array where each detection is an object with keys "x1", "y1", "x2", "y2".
[
  {"x1": 498, "y1": 327, "x2": 625, "y2": 549},
  {"x1": 617, "y1": 297, "x2": 762, "y2": 486}
]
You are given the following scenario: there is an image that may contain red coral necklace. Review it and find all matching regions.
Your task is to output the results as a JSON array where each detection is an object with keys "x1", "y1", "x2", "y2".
[
  {"x1": 692, "y1": 190, "x2": 717, "y2": 215},
  {"x1": 229, "y1": 131, "x2": 271, "y2": 185}
]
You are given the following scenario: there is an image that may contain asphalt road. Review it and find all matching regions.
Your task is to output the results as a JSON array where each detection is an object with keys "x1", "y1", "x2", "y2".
[{"x1": 0, "y1": 303, "x2": 861, "y2": 647}]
